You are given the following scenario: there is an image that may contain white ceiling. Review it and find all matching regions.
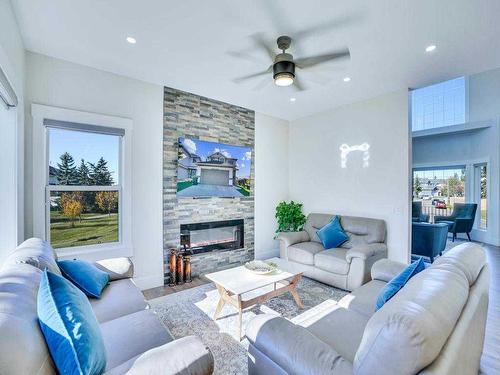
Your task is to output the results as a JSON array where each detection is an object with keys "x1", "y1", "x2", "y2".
[{"x1": 11, "y1": 0, "x2": 500, "y2": 120}]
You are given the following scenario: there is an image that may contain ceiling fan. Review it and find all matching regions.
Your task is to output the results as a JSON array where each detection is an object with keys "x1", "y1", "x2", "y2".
[{"x1": 231, "y1": 34, "x2": 351, "y2": 91}]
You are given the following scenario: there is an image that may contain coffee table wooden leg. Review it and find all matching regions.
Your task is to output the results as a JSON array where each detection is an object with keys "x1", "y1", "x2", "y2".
[
  {"x1": 213, "y1": 284, "x2": 227, "y2": 320},
  {"x1": 289, "y1": 274, "x2": 304, "y2": 309},
  {"x1": 237, "y1": 295, "x2": 243, "y2": 340}
]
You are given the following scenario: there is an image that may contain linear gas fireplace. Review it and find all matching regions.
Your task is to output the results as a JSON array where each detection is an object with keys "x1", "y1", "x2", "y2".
[{"x1": 180, "y1": 219, "x2": 244, "y2": 255}]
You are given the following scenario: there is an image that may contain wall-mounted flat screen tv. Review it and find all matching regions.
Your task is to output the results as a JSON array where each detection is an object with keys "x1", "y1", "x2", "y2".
[{"x1": 177, "y1": 137, "x2": 252, "y2": 198}]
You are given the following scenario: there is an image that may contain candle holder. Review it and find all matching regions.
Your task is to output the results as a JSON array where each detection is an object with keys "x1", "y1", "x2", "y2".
[
  {"x1": 184, "y1": 255, "x2": 192, "y2": 283},
  {"x1": 168, "y1": 248, "x2": 177, "y2": 287},
  {"x1": 176, "y1": 253, "x2": 185, "y2": 285}
]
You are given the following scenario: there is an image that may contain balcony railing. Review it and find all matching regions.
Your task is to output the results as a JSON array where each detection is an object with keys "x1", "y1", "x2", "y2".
[{"x1": 421, "y1": 205, "x2": 453, "y2": 223}]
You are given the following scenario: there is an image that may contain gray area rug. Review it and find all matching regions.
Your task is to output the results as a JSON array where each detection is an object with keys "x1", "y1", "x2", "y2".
[{"x1": 150, "y1": 277, "x2": 348, "y2": 375}]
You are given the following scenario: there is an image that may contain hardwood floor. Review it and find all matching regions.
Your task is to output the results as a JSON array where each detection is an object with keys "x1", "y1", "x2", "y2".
[{"x1": 142, "y1": 241, "x2": 500, "y2": 373}]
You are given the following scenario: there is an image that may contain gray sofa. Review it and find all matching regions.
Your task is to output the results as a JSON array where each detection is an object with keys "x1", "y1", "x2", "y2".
[
  {"x1": 246, "y1": 242, "x2": 489, "y2": 375},
  {"x1": 0, "y1": 238, "x2": 214, "y2": 375},
  {"x1": 277, "y1": 213, "x2": 387, "y2": 291}
]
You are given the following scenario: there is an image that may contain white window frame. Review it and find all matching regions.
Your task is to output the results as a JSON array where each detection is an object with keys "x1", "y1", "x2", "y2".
[
  {"x1": 413, "y1": 157, "x2": 490, "y2": 241},
  {"x1": 410, "y1": 76, "x2": 469, "y2": 132},
  {"x1": 32, "y1": 104, "x2": 133, "y2": 259},
  {"x1": 472, "y1": 162, "x2": 489, "y2": 231}
]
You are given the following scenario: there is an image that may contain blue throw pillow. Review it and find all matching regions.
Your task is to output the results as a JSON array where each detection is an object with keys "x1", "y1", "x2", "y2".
[
  {"x1": 375, "y1": 257, "x2": 426, "y2": 310},
  {"x1": 58, "y1": 259, "x2": 110, "y2": 298},
  {"x1": 37, "y1": 270, "x2": 106, "y2": 375},
  {"x1": 316, "y1": 216, "x2": 349, "y2": 249}
]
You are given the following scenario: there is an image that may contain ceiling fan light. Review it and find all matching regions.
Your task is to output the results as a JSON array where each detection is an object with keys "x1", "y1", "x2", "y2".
[{"x1": 274, "y1": 72, "x2": 294, "y2": 87}]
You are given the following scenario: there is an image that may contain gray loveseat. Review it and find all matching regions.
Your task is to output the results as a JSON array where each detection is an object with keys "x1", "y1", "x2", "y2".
[
  {"x1": 246, "y1": 243, "x2": 489, "y2": 375},
  {"x1": 0, "y1": 238, "x2": 214, "y2": 375},
  {"x1": 277, "y1": 213, "x2": 387, "y2": 291}
]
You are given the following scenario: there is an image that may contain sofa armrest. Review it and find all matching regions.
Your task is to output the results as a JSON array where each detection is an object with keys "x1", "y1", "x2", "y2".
[
  {"x1": 246, "y1": 314, "x2": 353, "y2": 375},
  {"x1": 127, "y1": 336, "x2": 214, "y2": 375},
  {"x1": 276, "y1": 231, "x2": 310, "y2": 247},
  {"x1": 345, "y1": 244, "x2": 387, "y2": 263},
  {"x1": 370, "y1": 259, "x2": 407, "y2": 282},
  {"x1": 276, "y1": 231, "x2": 310, "y2": 260},
  {"x1": 94, "y1": 257, "x2": 134, "y2": 281}
]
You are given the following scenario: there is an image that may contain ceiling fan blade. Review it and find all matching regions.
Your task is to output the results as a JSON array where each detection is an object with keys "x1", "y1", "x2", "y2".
[
  {"x1": 252, "y1": 76, "x2": 271, "y2": 91},
  {"x1": 226, "y1": 50, "x2": 267, "y2": 65},
  {"x1": 232, "y1": 65, "x2": 273, "y2": 83},
  {"x1": 295, "y1": 49, "x2": 350, "y2": 69},
  {"x1": 293, "y1": 15, "x2": 359, "y2": 41},
  {"x1": 249, "y1": 33, "x2": 276, "y2": 62},
  {"x1": 293, "y1": 76, "x2": 307, "y2": 91},
  {"x1": 257, "y1": 1, "x2": 289, "y2": 36}
]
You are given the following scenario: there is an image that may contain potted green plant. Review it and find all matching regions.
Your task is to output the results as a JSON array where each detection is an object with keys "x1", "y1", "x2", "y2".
[{"x1": 275, "y1": 201, "x2": 307, "y2": 234}]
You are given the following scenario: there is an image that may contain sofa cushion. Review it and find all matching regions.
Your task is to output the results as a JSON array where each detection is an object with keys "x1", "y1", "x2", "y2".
[
  {"x1": 100, "y1": 310, "x2": 173, "y2": 372},
  {"x1": 2, "y1": 238, "x2": 61, "y2": 275},
  {"x1": 338, "y1": 279, "x2": 386, "y2": 318},
  {"x1": 433, "y1": 242, "x2": 486, "y2": 286},
  {"x1": 0, "y1": 264, "x2": 55, "y2": 375},
  {"x1": 375, "y1": 257, "x2": 425, "y2": 310},
  {"x1": 314, "y1": 249, "x2": 350, "y2": 274},
  {"x1": 354, "y1": 256, "x2": 471, "y2": 375},
  {"x1": 58, "y1": 259, "x2": 110, "y2": 298},
  {"x1": 287, "y1": 242, "x2": 325, "y2": 265},
  {"x1": 316, "y1": 216, "x2": 349, "y2": 249},
  {"x1": 37, "y1": 271, "x2": 106, "y2": 375},
  {"x1": 303, "y1": 213, "x2": 335, "y2": 243},
  {"x1": 339, "y1": 216, "x2": 386, "y2": 248},
  {"x1": 297, "y1": 304, "x2": 369, "y2": 363},
  {"x1": 94, "y1": 257, "x2": 134, "y2": 281},
  {"x1": 90, "y1": 278, "x2": 149, "y2": 323}
]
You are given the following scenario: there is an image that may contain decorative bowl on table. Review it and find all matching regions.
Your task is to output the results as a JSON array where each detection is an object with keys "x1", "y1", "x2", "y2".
[{"x1": 244, "y1": 260, "x2": 278, "y2": 275}]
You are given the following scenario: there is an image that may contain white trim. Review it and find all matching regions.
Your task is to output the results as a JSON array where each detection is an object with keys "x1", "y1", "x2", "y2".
[
  {"x1": 31, "y1": 104, "x2": 133, "y2": 258},
  {"x1": 411, "y1": 120, "x2": 493, "y2": 138}
]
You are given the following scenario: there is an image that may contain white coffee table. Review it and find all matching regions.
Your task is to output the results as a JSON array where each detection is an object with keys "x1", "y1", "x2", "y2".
[{"x1": 205, "y1": 266, "x2": 303, "y2": 340}]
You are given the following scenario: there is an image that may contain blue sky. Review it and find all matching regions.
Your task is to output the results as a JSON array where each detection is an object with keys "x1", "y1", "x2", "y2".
[
  {"x1": 180, "y1": 137, "x2": 251, "y2": 178},
  {"x1": 49, "y1": 128, "x2": 120, "y2": 183}
]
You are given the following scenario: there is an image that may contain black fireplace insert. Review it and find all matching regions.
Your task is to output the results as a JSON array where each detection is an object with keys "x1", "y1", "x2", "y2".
[{"x1": 180, "y1": 219, "x2": 244, "y2": 254}]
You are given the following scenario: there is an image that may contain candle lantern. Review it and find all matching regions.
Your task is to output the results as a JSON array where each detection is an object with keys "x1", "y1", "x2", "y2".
[
  {"x1": 176, "y1": 253, "x2": 185, "y2": 285},
  {"x1": 168, "y1": 248, "x2": 177, "y2": 287},
  {"x1": 184, "y1": 255, "x2": 192, "y2": 283}
]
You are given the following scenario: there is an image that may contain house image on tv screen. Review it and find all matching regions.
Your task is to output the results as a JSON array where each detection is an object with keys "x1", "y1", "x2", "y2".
[{"x1": 177, "y1": 137, "x2": 251, "y2": 197}]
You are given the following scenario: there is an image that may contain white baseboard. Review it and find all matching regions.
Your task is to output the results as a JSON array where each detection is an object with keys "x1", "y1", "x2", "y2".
[{"x1": 134, "y1": 274, "x2": 164, "y2": 291}]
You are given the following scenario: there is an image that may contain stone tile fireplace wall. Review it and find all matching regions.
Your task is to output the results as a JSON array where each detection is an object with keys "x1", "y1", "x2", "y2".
[{"x1": 163, "y1": 86, "x2": 255, "y2": 283}]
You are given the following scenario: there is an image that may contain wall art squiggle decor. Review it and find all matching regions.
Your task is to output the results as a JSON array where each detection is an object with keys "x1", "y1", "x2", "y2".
[{"x1": 339, "y1": 143, "x2": 370, "y2": 168}]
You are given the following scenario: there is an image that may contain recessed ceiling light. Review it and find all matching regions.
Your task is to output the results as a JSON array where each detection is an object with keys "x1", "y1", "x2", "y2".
[
  {"x1": 126, "y1": 37, "x2": 137, "y2": 44},
  {"x1": 425, "y1": 44, "x2": 436, "y2": 52},
  {"x1": 290, "y1": 97, "x2": 296, "y2": 102},
  {"x1": 343, "y1": 77, "x2": 351, "y2": 82}
]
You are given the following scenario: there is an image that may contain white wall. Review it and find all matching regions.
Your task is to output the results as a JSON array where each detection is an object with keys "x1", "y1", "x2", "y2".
[
  {"x1": 0, "y1": 0, "x2": 25, "y2": 260},
  {"x1": 254, "y1": 113, "x2": 289, "y2": 259},
  {"x1": 289, "y1": 90, "x2": 411, "y2": 263},
  {"x1": 413, "y1": 68, "x2": 500, "y2": 245},
  {"x1": 24, "y1": 52, "x2": 292, "y2": 288},
  {"x1": 25, "y1": 52, "x2": 164, "y2": 289}
]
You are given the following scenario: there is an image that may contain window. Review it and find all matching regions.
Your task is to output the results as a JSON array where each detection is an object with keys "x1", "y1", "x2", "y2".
[
  {"x1": 411, "y1": 77, "x2": 467, "y2": 131},
  {"x1": 474, "y1": 164, "x2": 487, "y2": 229},
  {"x1": 413, "y1": 167, "x2": 466, "y2": 222},
  {"x1": 46, "y1": 122, "x2": 123, "y2": 249}
]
